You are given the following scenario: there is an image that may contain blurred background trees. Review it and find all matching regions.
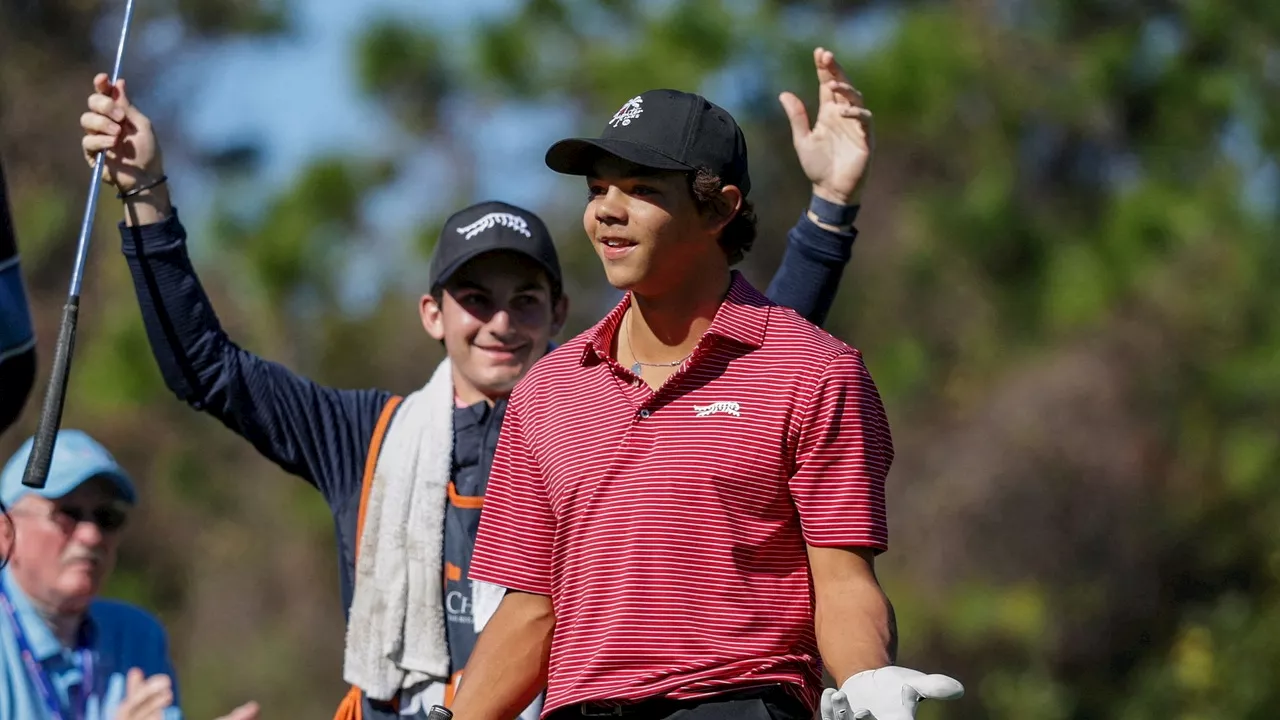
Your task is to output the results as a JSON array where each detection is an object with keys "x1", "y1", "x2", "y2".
[{"x1": 1, "y1": 0, "x2": 1277, "y2": 717}]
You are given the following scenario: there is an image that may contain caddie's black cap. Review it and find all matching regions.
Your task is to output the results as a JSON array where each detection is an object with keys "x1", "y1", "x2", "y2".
[
  {"x1": 545, "y1": 89, "x2": 751, "y2": 195},
  {"x1": 429, "y1": 201, "x2": 563, "y2": 293}
]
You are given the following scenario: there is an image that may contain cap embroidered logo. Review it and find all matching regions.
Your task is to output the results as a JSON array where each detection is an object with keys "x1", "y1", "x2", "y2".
[
  {"x1": 456, "y1": 213, "x2": 533, "y2": 240},
  {"x1": 609, "y1": 96, "x2": 644, "y2": 128}
]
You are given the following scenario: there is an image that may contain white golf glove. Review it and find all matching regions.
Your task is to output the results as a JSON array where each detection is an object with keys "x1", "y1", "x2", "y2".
[{"x1": 820, "y1": 666, "x2": 964, "y2": 720}]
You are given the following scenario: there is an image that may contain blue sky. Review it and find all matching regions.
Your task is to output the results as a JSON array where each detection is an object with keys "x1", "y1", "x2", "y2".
[{"x1": 153, "y1": 0, "x2": 576, "y2": 238}]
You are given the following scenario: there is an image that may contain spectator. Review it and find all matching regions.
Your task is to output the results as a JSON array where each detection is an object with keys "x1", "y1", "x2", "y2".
[{"x1": 0, "y1": 429, "x2": 259, "y2": 720}]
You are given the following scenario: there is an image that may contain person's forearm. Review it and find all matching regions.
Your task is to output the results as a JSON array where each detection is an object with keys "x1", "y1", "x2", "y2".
[
  {"x1": 450, "y1": 591, "x2": 554, "y2": 720},
  {"x1": 119, "y1": 206, "x2": 232, "y2": 405},
  {"x1": 815, "y1": 578, "x2": 896, "y2": 684},
  {"x1": 765, "y1": 197, "x2": 858, "y2": 327},
  {"x1": 808, "y1": 545, "x2": 896, "y2": 684}
]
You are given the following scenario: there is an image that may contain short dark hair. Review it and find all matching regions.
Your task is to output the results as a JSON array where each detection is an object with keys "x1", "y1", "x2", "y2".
[{"x1": 690, "y1": 167, "x2": 756, "y2": 266}]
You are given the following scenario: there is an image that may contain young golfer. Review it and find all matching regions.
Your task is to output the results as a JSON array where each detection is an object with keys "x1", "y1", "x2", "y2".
[
  {"x1": 449, "y1": 60, "x2": 963, "y2": 720},
  {"x1": 79, "y1": 47, "x2": 873, "y2": 720}
]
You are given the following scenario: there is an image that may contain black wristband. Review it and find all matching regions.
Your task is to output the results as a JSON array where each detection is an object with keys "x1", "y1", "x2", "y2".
[
  {"x1": 808, "y1": 194, "x2": 859, "y2": 228},
  {"x1": 117, "y1": 174, "x2": 168, "y2": 200}
]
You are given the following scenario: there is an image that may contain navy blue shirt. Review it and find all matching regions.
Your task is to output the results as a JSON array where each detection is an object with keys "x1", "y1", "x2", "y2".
[
  {"x1": 118, "y1": 205, "x2": 858, "y2": 699},
  {"x1": 0, "y1": 160, "x2": 35, "y2": 435}
]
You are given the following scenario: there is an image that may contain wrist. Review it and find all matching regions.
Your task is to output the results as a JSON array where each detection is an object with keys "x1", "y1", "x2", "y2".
[
  {"x1": 121, "y1": 184, "x2": 173, "y2": 227},
  {"x1": 807, "y1": 192, "x2": 859, "y2": 232},
  {"x1": 811, "y1": 184, "x2": 861, "y2": 208}
]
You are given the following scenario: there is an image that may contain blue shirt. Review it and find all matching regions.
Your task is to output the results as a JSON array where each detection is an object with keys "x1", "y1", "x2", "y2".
[{"x1": 0, "y1": 570, "x2": 182, "y2": 720}]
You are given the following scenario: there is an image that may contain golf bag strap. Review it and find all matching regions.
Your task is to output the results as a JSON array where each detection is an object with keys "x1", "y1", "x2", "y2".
[{"x1": 333, "y1": 394, "x2": 405, "y2": 720}]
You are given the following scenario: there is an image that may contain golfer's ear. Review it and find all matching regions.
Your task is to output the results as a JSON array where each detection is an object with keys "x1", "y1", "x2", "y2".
[
  {"x1": 706, "y1": 184, "x2": 743, "y2": 234},
  {"x1": 420, "y1": 293, "x2": 445, "y2": 341}
]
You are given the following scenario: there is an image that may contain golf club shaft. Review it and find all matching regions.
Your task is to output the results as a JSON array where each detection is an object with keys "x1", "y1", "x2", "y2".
[
  {"x1": 72, "y1": 0, "x2": 136, "y2": 295},
  {"x1": 22, "y1": 0, "x2": 137, "y2": 489}
]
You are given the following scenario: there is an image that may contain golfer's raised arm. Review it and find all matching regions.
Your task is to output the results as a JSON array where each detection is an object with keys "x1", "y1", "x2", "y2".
[
  {"x1": 766, "y1": 47, "x2": 875, "y2": 327},
  {"x1": 81, "y1": 73, "x2": 389, "y2": 502}
]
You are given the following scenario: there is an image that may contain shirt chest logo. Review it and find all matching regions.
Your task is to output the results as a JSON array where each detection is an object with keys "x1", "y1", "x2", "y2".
[{"x1": 693, "y1": 401, "x2": 741, "y2": 418}]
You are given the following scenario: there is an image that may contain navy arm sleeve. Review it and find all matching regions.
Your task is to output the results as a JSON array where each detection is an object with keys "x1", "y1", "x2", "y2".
[
  {"x1": 764, "y1": 204, "x2": 859, "y2": 327},
  {"x1": 0, "y1": 158, "x2": 35, "y2": 435},
  {"x1": 119, "y1": 210, "x2": 390, "y2": 507}
]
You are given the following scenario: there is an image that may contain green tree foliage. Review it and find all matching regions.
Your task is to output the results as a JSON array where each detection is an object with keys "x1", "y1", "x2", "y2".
[{"x1": 3, "y1": 0, "x2": 1278, "y2": 717}]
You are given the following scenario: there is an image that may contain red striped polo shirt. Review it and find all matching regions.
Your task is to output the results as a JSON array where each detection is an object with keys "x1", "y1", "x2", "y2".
[{"x1": 468, "y1": 271, "x2": 892, "y2": 715}]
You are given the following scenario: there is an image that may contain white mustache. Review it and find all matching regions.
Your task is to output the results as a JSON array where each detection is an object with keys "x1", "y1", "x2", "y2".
[{"x1": 61, "y1": 546, "x2": 105, "y2": 566}]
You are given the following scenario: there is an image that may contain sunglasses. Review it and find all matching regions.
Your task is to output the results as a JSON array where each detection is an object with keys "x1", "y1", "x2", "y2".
[{"x1": 14, "y1": 504, "x2": 129, "y2": 534}]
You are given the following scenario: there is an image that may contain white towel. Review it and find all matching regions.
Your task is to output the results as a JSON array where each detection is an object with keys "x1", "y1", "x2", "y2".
[{"x1": 343, "y1": 359, "x2": 455, "y2": 700}]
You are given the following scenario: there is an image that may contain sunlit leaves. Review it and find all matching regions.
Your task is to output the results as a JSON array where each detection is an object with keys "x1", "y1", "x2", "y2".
[{"x1": 356, "y1": 20, "x2": 451, "y2": 134}]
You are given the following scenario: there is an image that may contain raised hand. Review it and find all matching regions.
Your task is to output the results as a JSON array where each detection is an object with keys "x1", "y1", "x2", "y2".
[
  {"x1": 80, "y1": 73, "x2": 164, "y2": 194},
  {"x1": 779, "y1": 47, "x2": 874, "y2": 206}
]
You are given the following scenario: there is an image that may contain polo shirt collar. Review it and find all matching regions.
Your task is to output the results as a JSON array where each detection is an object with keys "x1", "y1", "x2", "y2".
[
  {"x1": 706, "y1": 271, "x2": 769, "y2": 349},
  {"x1": 1, "y1": 568, "x2": 64, "y2": 661},
  {"x1": 580, "y1": 271, "x2": 768, "y2": 366}
]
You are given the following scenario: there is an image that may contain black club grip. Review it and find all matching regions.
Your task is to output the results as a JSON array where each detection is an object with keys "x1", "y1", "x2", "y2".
[{"x1": 22, "y1": 297, "x2": 80, "y2": 488}]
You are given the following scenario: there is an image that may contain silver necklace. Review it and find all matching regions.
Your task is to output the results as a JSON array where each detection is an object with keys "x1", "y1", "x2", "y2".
[{"x1": 624, "y1": 310, "x2": 690, "y2": 378}]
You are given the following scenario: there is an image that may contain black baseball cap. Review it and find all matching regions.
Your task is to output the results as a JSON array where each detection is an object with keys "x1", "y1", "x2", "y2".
[
  {"x1": 428, "y1": 201, "x2": 563, "y2": 294},
  {"x1": 545, "y1": 89, "x2": 751, "y2": 195}
]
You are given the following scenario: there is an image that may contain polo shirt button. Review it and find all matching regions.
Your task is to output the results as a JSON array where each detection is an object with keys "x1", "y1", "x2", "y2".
[{"x1": 638, "y1": 409, "x2": 650, "y2": 419}]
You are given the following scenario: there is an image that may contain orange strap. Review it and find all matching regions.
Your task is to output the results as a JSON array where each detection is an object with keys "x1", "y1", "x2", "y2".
[
  {"x1": 333, "y1": 686, "x2": 362, "y2": 720},
  {"x1": 332, "y1": 395, "x2": 404, "y2": 720},
  {"x1": 357, "y1": 395, "x2": 404, "y2": 550},
  {"x1": 448, "y1": 480, "x2": 485, "y2": 510}
]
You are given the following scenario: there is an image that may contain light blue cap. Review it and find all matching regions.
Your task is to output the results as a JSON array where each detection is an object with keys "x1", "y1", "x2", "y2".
[{"x1": 0, "y1": 430, "x2": 136, "y2": 508}]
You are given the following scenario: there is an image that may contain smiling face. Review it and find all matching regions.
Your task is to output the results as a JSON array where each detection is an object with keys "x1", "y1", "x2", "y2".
[
  {"x1": 420, "y1": 250, "x2": 568, "y2": 405},
  {"x1": 584, "y1": 156, "x2": 736, "y2": 297},
  {"x1": 3, "y1": 478, "x2": 127, "y2": 615}
]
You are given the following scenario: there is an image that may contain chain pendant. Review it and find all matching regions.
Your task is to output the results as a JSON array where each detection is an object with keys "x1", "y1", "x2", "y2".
[{"x1": 631, "y1": 362, "x2": 643, "y2": 377}]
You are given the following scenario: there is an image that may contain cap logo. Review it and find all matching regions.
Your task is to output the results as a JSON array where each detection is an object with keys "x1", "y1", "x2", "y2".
[
  {"x1": 609, "y1": 96, "x2": 644, "y2": 127},
  {"x1": 456, "y1": 212, "x2": 533, "y2": 240}
]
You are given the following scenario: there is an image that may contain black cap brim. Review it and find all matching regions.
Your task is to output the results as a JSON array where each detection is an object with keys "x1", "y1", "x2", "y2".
[
  {"x1": 545, "y1": 138, "x2": 695, "y2": 176},
  {"x1": 432, "y1": 248, "x2": 562, "y2": 295}
]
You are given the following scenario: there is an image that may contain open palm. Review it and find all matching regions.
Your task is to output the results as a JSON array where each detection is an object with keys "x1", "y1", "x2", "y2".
[{"x1": 779, "y1": 47, "x2": 874, "y2": 206}]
